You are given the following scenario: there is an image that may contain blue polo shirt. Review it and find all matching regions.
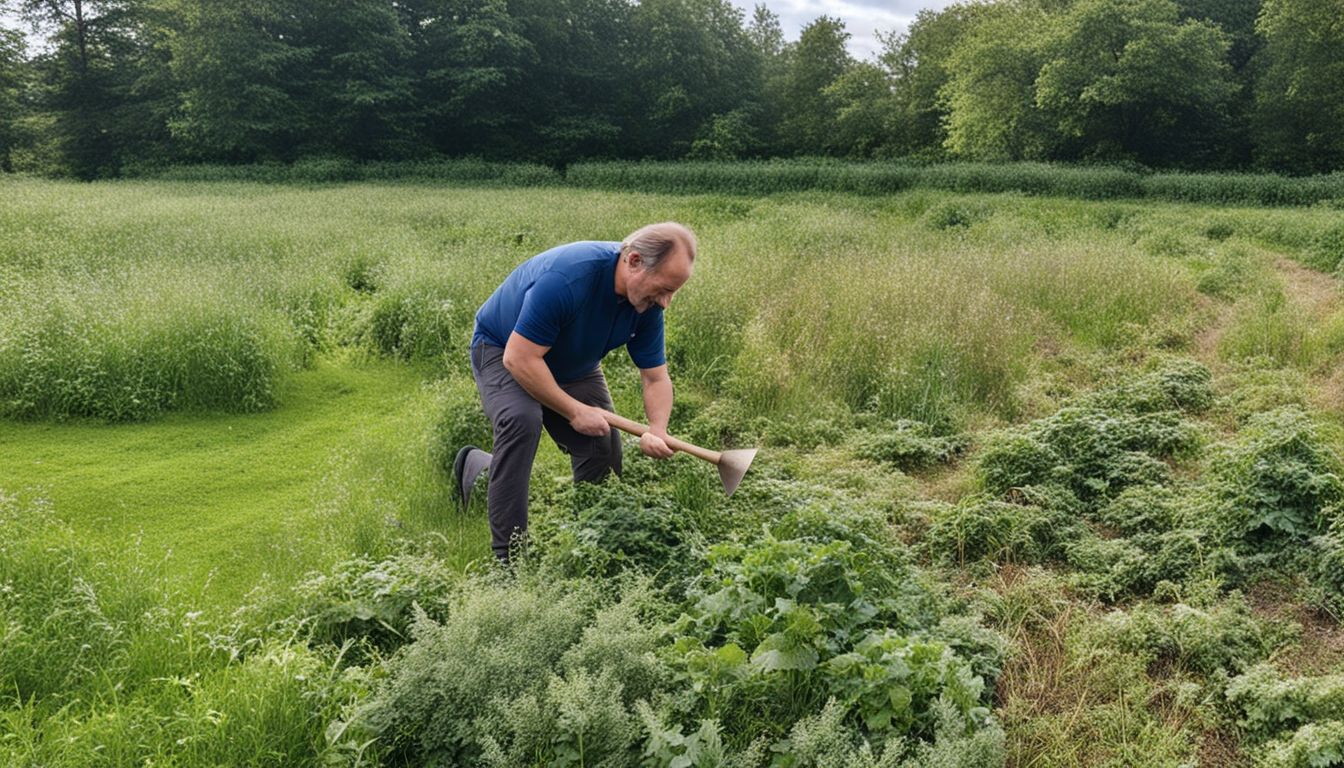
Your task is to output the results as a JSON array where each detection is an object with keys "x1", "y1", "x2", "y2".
[{"x1": 472, "y1": 241, "x2": 666, "y2": 383}]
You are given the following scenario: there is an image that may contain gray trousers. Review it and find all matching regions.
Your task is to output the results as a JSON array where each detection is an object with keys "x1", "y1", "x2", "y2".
[{"x1": 470, "y1": 344, "x2": 622, "y2": 561}]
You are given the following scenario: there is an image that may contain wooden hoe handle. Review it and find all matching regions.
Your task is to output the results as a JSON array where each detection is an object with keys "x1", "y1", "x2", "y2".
[{"x1": 602, "y1": 411, "x2": 722, "y2": 465}]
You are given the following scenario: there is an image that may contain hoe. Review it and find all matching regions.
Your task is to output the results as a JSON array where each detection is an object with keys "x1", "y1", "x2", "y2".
[
  {"x1": 602, "y1": 410, "x2": 758, "y2": 497},
  {"x1": 458, "y1": 410, "x2": 758, "y2": 508}
]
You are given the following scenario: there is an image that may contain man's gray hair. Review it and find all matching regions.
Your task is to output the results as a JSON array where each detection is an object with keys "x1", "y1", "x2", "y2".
[{"x1": 620, "y1": 222, "x2": 697, "y2": 271}]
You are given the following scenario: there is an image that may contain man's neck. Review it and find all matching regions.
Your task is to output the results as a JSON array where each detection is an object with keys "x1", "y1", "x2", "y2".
[{"x1": 613, "y1": 255, "x2": 629, "y2": 300}]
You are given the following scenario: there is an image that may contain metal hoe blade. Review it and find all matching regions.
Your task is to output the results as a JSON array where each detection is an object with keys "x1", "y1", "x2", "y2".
[{"x1": 717, "y1": 449, "x2": 758, "y2": 497}]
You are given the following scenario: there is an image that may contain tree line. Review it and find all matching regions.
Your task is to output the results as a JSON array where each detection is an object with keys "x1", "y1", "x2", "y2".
[{"x1": 0, "y1": 0, "x2": 1340, "y2": 179}]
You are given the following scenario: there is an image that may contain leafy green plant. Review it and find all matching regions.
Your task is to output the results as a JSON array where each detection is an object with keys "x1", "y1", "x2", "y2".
[
  {"x1": 1261, "y1": 720, "x2": 1344, "y2": 768},
  {"x1": 1227, "y1": 664, "x2": 1344, "y2": 741},
  {"x1": 1087, "y1": 596, "x2": 1279, "y2": 678},
  {"x1": 670, "y1": 533, "x2": 998, "y2": 747},
  {"x1": 283, "y1": 552, "x2": 460, "y2": 651},
  {"x1": 1210, "y1": 407, "x2": 1344, "y2": 540},
  {"x1": 853, "y1": 420, "x2": 969, "y2": 471},
  {"x1": 535, "y1": 479, "x2": 695, "y2": 582}
]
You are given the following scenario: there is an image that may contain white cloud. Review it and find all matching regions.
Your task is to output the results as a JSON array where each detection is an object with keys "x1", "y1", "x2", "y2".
[{"x1": 727, "y1": 0, "x2": 960, "y2": 61}]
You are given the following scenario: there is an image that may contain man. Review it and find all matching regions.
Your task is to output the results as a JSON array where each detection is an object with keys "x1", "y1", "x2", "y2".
[{"x1": 455, "y1": 222, "x2": 697, "y2": 562}]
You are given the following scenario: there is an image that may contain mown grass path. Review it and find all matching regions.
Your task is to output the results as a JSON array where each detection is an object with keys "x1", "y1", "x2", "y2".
[{"x1": 0, "y1": 357, "x2": 478, "y2": 602}]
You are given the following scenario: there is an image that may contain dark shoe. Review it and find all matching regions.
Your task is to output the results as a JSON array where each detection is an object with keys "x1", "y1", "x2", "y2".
[
  {"x1": 453, "y1": 445, "x2": 476, "y2": 509},
  {"x1": 453, "y1": 445, "x2": 493, "y2": 510}
]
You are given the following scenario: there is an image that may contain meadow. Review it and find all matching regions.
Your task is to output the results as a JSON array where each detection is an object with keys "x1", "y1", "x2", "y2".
[{"x1": 2, "y1": 171, "x2": 1344, "y2": 766}]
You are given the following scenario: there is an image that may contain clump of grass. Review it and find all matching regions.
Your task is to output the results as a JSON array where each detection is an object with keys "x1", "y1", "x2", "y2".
[
  {"x1": 853, "y1": 419, "x2": 969, "y2": 471},
  {"x1": 0, "y1": 273, "x2": 301, "y2": 420},
  {"x1": 425, "y1": 375, "x2": 492, "y2": 475},
  {"x1": 923, "y1": 200, "x2": 992, "y2": 230},
  {"x1": 1304, "y1": 221, "x2": 1344, "y2": 273},
  {"x1": 1197, "y1": 243, "x2": 1270, "y2": 300}
]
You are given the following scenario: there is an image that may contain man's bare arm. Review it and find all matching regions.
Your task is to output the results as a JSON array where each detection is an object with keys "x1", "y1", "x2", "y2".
[
  {"x1": 502, "y1": 332, "x2": 610, "y2": 437},
  {"x1": 638, "y1": 364, "x2": 675, "y2": 458}
]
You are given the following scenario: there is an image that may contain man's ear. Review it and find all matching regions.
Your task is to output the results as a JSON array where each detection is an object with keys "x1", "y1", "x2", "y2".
[{"x1": 627, "y1": 251, "x2": 643, "y2": 270}]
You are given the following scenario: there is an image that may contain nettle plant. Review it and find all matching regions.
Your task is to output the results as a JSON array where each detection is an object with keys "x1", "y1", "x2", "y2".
[
  {"x1": 1210, "y1": 407, "x2": 1344, "y2": 541},
  {"x1": 669, "y1": 533, "x2": 997, "y2": 747}
]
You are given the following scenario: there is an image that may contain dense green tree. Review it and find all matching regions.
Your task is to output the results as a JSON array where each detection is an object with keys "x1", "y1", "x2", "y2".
[
  {"x1": 1176, "y1": 0, "x2": 1260, "y2": 68},
  {"x1": 399, "y1": 0, "x2": 531, "y2": 157},
  {"x1": 1252, "y1": 0, "x2": 1344, "y2": 174},
  {"x1": 881, "y1": 3, "x2": 985, "y2": 158},
  {"x1": 12, "y1": 0, "x2": 170, "y2": 176},
  {"x1": 823, "y1": 62, "x2": 899, "y2": 157},
  {"x1": 624, "y1": 0, "x2": 760, "y2": 158},
  {"x1": 779, "y1": 16, "x2": 851, "y2": 153},
  {"x1": 0, "y1": 0, "x2": 1340, "y2": 173},
  {"x1": 304, "y1": 0, "x2": 417, "y2": 159},
  {"x1": 744, "y1": 4, "x2": 788, "y2": 154},
  {"x1": 504, "y1": 0, "x2": 632, "y2": 163},
  {"x1": 0, "y1": 27, "x2": 26, "y2": 171},
  {"x1": 1034, "y1": 0, "x2": 1237, "y2": 166},
  {"x1": 170, "y1": 0, "x2": 313, "y2": 161},
  {"x1": 941, "y1": 2, "x2": 1052, "y2": 160},
  {"x1": 173, "y1": 0, "x2": 417, "y2": 161}
]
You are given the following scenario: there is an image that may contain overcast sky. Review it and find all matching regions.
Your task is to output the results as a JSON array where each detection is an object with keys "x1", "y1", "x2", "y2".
[
  {"x1": 731, "y1": 0, "x2": 958, "y2": 60},
  {"x1": 3, "y1": 0, "x2": 957, "y2": 62}
]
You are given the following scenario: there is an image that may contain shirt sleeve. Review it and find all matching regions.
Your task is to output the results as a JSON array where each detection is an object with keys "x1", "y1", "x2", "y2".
[
  {"x1": 627, "y1": 307, "x2": 666, "y2": 369},
  {"x1": 514, "y1": 271, "x2": 575, "y2": 347}
]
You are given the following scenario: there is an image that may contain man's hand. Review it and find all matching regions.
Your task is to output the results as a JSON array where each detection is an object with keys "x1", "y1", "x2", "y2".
[
  {"x1": 639, "y1": 431, "x2": 676, "y2": 459},
  {"x1": 570, "y1": 404, "x2": 612, "y2": 437}
]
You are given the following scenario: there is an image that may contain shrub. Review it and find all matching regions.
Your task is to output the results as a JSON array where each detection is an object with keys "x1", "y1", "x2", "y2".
[
  {"x1": 1260, "y1": 720, "x2": 1344, "y2": 768},
  {"x1": 924, "y1": 201, "x2": 991, "y2": 230},
  {"x1": 1095, "y1": 484, "x2": 1183, "y2": 534},
  {"x1": 1305, "y1": 222, "x2": 1344, "y2": 273},
  {"x1": 1088, "y1": 597, "x2": 1279, "y2": 678},
  {"x1": 345, "y1": 577, "x2": 672, "y2": 766},
  {"x1": 1312, "y1": 515, "x2": 1344, "y2": 608},
  {"x1": 925, "y1": 495, "x2": 1077, "y2": 566},
  {"x1": 1085, "y1": 359, "x2": 1214, "y2": 415},
  {"x1": 853, "y1": 421, "x2": 969, "y2": 471},
  {"x1": 978, "y1": 407, "x2": 1197, "y2": 506},
  {"x1": 1216, "y1": 365, "x2": 1312, "y2": 424},
  {"x1": 1227, "y1": 664, "x2": 1344, "y2": 741},
  {"x1": 1209, "y1": 407, "x2": 1344, "y2": 540},
  {"x1": 290, "y1": 156, "x2": 360, "y2": 183},
  {"x1": 1064, "y1": 528, "x2": 1212, "y2": 600},
  {"x1": 283, "y1": 552, "x2": 461, "y2": 652}
]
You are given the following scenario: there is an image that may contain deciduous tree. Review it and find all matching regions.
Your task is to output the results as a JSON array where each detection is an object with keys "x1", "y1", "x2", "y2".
[
  {"x1": 1252, "y1": 0, "x2": 1344, "y2": 173},
  {"x1": 1034, "y1": 0, "x2": 1237, "y2": 166}
]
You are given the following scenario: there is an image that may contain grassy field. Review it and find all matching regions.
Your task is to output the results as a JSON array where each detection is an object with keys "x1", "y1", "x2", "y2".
[{"x1": 3, "y1": 175, "x2": 1344, "y2": 766}]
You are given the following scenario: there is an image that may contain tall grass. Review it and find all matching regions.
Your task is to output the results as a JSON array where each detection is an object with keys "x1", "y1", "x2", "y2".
[
  {"x1": 122, "y1": 157, "x2": 562, "y2": 186},
  {"x1": 0, "y1": 269, "x2": 303, "y2": 420},
  {"x1": 568, "y1": 160, "x2": 1344, "y2": 207},
  {"x1": 97, "y1": 158, "x2": 1344, "y2": 206},
  {"x1": 1, "y1": 179, "x2": 1276, "y2": 424}
]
